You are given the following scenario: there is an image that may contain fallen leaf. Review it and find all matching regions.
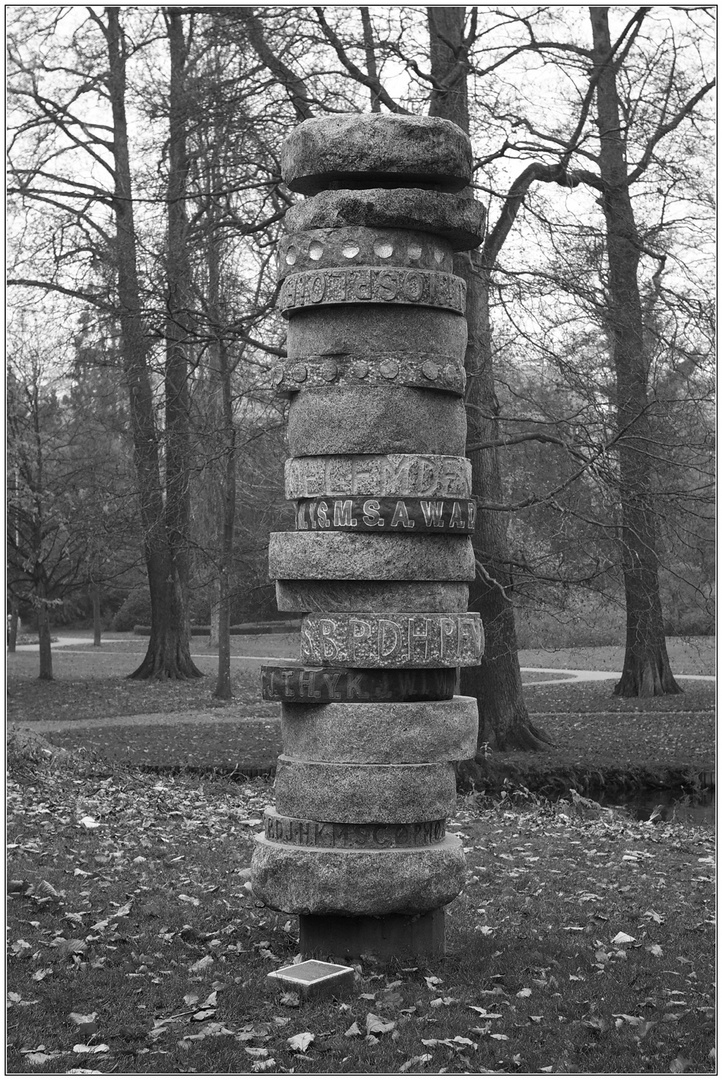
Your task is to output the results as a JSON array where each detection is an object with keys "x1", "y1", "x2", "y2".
[
  {"x1": 517, "y1": 988, "x2": 532, "y2": 998},
  {"x1": 280, "y1": 991, "x2": 300, "y2": 1007},
  {"x1": 287, "y1": 1031, "x2": 314, "y2": 1053},
  {"x1": 189, "y1": 955, "x2": 213, "y2": 973},
  {"x1": 365, "y1": 1013, "x2": 396, "y2": 1035},
  {"x1": 344, "y1": 1022, "x2": 361, "y2": 1037},
  {"x1": 400, "y1": 1054, "x2": 433, "y2": 1071},
  {"x1": 68, "y1": 1012, "x2": 98, "y2": 1035},
  {"x1": 72, "y1": 1044, "x2": 109, "y2": 1054},
  {"x1": 611, "y1": 932, "x2": 636, "y2": 945}
]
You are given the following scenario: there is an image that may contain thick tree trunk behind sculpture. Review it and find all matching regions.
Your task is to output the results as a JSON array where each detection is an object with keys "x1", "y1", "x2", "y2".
[
  {"x1": 426, "y1": 6, "x2": 549, "y2": 748},
  {"x1": 590, "y1": 8, "x2": 681, "y2": 697}
]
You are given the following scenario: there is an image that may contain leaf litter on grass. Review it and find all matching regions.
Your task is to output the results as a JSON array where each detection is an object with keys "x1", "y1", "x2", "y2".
[{"x1": 7, "y1": 745, "x2": 715, "y2": 1075}]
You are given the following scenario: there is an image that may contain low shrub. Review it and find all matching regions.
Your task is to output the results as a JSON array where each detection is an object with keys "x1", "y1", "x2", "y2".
[{"x1": 111, "y1": 586, "x2": 152, "y2": 632}]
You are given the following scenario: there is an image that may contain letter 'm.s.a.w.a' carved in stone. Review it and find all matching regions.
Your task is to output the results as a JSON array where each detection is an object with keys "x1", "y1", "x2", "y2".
[
  {"x1": 286, "y1": 307, "x2": 467, "y2": 367},
  {"x1": 274, "y1": 757, "x2": 457, "y2": 823},
  {"x1": 287, "y1": 386, "x2": 467, "y2": 457},
  {"x1": 285, "y1": 454, "x2": 472, "y2": 500},
  {"x1": 282, "y1": 696, "x2": 478, "y2": 763},
  {"x1": 294, "y1": 496, "x2": 476, "y2": 534},
  {"x1": 281, "y1": 114, "x2": 472, "y2": 195},
  {"x1": 261, "y1": 664, "x2": 457, "y2": 703},
  {"x1": 268, "y1": 532, "x2": 476, "y2": 582},
  {"x1": 271, "y1": 353, "x2": 466, "y2": 397},
  {"x1": 278, "y1": 228, "x2": 453, "y2": 280},
  {"x1": 275, "y1": 580, "x2": 469, "y2": 614},
  {"x1": 263, "y1": 809, "x2": 446, "y2": 849},
  {"x1": 285, "y1": 188, "x2": 485, "y2": 251},
  {"x1": 279, "y1": 266, "x2": 466, "y2": 316},
  {"x1": 299, "y1": 612, "x2": 484, "y2": 668},
  {"x1": 251, "y1": 834, "x2": 466, "y2": 916}
]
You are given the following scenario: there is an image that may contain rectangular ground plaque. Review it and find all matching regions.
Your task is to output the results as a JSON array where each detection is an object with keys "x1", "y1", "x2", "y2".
[{"x1": 266, "y1": 959, "x2": 355, "y2": 1000}]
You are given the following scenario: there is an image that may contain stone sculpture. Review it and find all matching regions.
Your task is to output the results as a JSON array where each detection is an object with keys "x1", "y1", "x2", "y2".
[{"x1": 252, "y1": 112, "x2": 485, "y2": 961}]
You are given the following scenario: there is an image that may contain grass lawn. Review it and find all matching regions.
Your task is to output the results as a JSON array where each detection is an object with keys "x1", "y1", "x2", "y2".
[{"x1": 6, "y1": 742, "x2": 714, "y2": 1075}]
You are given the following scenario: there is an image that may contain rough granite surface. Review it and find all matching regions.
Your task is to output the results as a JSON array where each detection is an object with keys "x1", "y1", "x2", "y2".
[
  {"x1": 251, "y1": 833, "x2": 466, "y2": 915},
  {"x1": 286, "y1": 306, "x2": 467, "y2": 365},
  {"x1": 284, "y1": 187, "x2": 485, "y2": 249},
  {"x1": 268, "y1": 532, "x2": 476, "y2": 581},
  {"x1": 274, "y1": 756, "x2": 457, "y2": 823},
  {"x1": 287, "y1": 386, "x2": 467, "y2": 456},
  {"x1": 280, "y1": 113, "x2": 472, "y2": 194},
  {"x1": 275, "y1": 580, "x2": 469, "y2": 613},
  {"x1": 299, "y1": 611, "x2": 484, "y2": 668},
  {"x1": 281, "y1": 695, "x2": 478, "y2": 763}
]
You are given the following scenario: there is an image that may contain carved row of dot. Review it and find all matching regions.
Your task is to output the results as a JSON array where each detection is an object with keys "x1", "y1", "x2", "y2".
[
  {"x1": 272, "y1": 358, "x2": 463, "y2": 385},
  {"x1": 284, "y1": 239, "x2": 448, "y2": 266}
]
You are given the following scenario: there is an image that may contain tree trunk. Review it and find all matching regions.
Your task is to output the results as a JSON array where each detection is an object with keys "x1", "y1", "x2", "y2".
[
  {"x1": 36, "y1": 591, "x2": 52, "y2": 681},
  {"x1": 427, "y1": 6, "x2": 546, "y2": 750},
  {"x1": 8, "y1": 601, "x2": 19, "y2": 652},
  {"x1": 209, "y1": 584, "x2": 220, "y2": 650},
  {"x1": 590, "y1": 8, "x2": 681, "y2": 697},
  {"x1": 462, "y1": 256, "x2": 552, "y2": 749},
  {"x1": 104, "y1": 9, "x2": 201, "y2": 680},
  {"x1": 92, "y1": 585, "x2": 102, "y2": 646}
]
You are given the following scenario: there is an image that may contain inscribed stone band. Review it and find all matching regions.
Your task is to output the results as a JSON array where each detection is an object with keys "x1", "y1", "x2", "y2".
[
  {"x1": 275, "y1": 580, "x2": 469, "y2": 614},
  {"x1": 261, "y1": 664, "x2": 457, "y2": 703},
  {"x1": 277, "y1": 227, "x2": 454, "y2": 281},
  {"x1": 284, "y1": 188, "x2": 485, "y2": 250},
  {"x1": 251, "y1": 833, "x2": 466, "y2": 915},
  {"x1": 279, "y1": 266, "x2": 466, "y2": 316},
  {"x1": 287, "y1": 386, "x2": 467, "y2": 457},
  {"x1": 271, "y1": 354, "x2": 466, "y2": 396},
  {"x1": 268, "y1": 532, "x2": 476, "y2": 582},
  {"x1": 300, "y1": 612, "x2": 484, "y2": 668},
  {"x1": 274, "y1": 757, "x2": 457, "y2": 823},
  {"x1": 281, "y1": 696, "x2": 478, "y2": 764},
  {"x1": 280, "y1": 114, "x2": 472, "y2": 195},
  {"x1": 294, "y1": 497, "x2": 476, "y2": 534},
  {"x1": 284, "y1": 454, "x2": 472, "y2": 500},
  {"x1": 263, "y1": 809, "x2": 446, "y2": 849}
]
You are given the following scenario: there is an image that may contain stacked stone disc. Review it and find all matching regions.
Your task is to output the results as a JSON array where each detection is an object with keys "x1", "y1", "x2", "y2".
[{"x1": 252, "y1": 113, "x2": 486, "y2": 961}]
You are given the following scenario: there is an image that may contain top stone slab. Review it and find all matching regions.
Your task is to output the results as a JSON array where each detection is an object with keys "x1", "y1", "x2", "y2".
[{"x1": 281, "y1": 114, "x2": 472, "y2": 195}]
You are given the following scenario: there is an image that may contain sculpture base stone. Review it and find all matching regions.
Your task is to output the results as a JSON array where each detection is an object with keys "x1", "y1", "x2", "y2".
[{"x1": 299, "y1": 909, "x2": 445, "y2": 962}]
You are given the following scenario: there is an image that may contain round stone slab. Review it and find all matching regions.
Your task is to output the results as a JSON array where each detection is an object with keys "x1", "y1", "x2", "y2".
[
  {"x1": 251, "y1": 833, "x2": 466, "y2": 916},
  {"x1": 268, "y1": 533, "x2": 476, "y2": 582},
  {"x1": 282, "y1": 696, "x2": 478, "y2": 764},
  {"x1": 275, "y1": 580, "x2": 469, "y2": 614},
  {"x1": 271, "y1": 353, "x2": 465, "y2": 397},
  {"x1": 261, "y1": 665, "x2": 457, "y2": 703},
  {"x1": 274, "y1": 757, "x2": 457, "y2": 823},
  {"x1": 300, "y1": 612, "x2": 484, "y2": 668},
  {"x1": 287, "y1": 306, "x2": 467, "y2": 365},
  {"x1": 264, "y1": 809, "x2": 446, "y2": 848},
  {"x1": 287, "y1": 386, "x2": 467, "y2": 456},
  {"x1": 285, "y1": 188, "x2": 485, "y2": 250},
  {"x1": 285, "y1": 454, "x2": 472, "y2": 500},
  {"x1": 295, "y1": 497, "x2": 476, "y2": 534},
  {"x1": 281, "y1": 114, "x2": 472, "y2": 194},
  {"x1": 278, "y1": 227, "x2": 453, "y2": 281},
  {"x1": 280, "y1": 266, "x2": 465, "y2": 316}
]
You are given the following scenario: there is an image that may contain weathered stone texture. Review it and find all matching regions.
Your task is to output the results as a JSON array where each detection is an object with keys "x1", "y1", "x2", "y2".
[
  {"x1": 268, "y1": 532, "x2": 476, "y2": 581},
  {"x1": 281, "y1": 114, "x2": 472, "y2": 194},
  {"x1": 264, "y1": 809, "x2": 446, "y2": 848},
  {"x1": 300, "y1": 611, "x2": 483, "y2": 668},
  {"x1": 294, "y1": 497, "x2": 476, "y2": 534},
  {"x1": 274, "y1": 757, "x2": 457, "y2": 823},
  {"x1": 261, "y1": 664, "x2": 457, "y2": 704},
  {"x1": 275, "y1": 580, "x2": 469, "y2": 614},
  {"x1": 286, "y1": 306, "x2": 467, "y2": 366},
  {"x1": 285, "y1": 187, "x2": 485, "y2": 249},
  {"x1": 281, "y1": 696, "x2": 478, "y2": 763},
  {"x1": 251, "y1": 833, "x2": 466, "y2": 915},
  {"x1": 280, "y1": 266, "x2": 466, "y2": 316},
  {"x1": 287, "y1": 386, "x2": 467, "y2": 456},
  {"x1": 284, "y1": 454, "x2": 473, "y2": 500},
  {"x1": 272, "y1": 354, "x2": 466, "y2": 397},
  {"x1": 278, "y1": 227, "x2": 454, "y2": 280}
]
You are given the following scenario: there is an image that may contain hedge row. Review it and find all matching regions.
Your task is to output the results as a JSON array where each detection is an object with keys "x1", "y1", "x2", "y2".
[{"x1": 132, "y1": 620, "x2": 300, "y2": 636}]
